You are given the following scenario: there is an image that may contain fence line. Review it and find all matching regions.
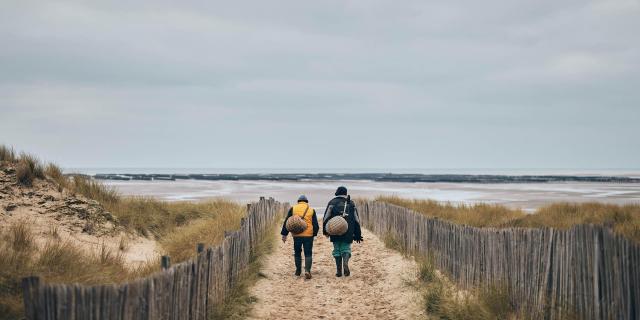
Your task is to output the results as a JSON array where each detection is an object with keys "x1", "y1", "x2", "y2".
[
  {"x1": 22, "y1": 197, "x2": 287, "y2": 320},
  {"x1": 357, "y1": 200, "x2": 639, "y2": 320}
]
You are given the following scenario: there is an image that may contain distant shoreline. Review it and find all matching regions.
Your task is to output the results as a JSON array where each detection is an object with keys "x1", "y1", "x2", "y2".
[{"x1": 87, "y1": 173, "x2": 640, "y2": 184}]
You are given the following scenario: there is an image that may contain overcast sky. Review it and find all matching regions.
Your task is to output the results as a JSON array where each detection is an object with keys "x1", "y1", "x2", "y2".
[{"x1": 1, "y1": 0, "x2": 639, "y2": 169}]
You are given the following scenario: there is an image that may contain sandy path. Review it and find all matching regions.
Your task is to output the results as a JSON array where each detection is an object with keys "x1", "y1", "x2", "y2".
[{"x1": 247, "y1": 228, "x2": 426, "y2": 320}]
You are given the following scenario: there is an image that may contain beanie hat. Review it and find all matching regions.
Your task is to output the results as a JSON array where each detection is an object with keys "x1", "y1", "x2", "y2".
[
  {"x1": 335, "y1": 186, "x2": 348, "y2": 196},
  {"x1": 298, "y1": 195, "x2": 309, "y2": 202}
]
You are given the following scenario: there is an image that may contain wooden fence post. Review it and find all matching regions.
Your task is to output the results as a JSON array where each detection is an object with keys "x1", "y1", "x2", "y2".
[
  {"x1": 161, "y1": 256, "x2": 171, "y2": 270},
  {"x1": 197, "y1": 243, "x2": 205, "y2": 254},
  {"x1": 21, "y1": 276, "x2": 40, "y2": 320}
]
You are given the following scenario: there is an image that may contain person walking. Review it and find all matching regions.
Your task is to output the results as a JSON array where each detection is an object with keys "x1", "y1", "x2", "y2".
[
  {"x1": 323, "y1": 186, "x2": 363, "y2": 277},
  {"x1": 281, "y1": 195, "x2": 319, "y2": 279}
]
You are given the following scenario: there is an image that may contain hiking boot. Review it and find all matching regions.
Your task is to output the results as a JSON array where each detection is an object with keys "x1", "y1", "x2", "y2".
[
  {"x1": 294, "y1": 256, "x2": 302, "y2": 276},
  {"x1": 334, "y1": 256, "x2": 343, "y2": 277},
  {"x1": 304, "y1": 272, "x2": 312, "y2": 279},
  {"x1": 342, "y1": 253, "x2": 351, "y2": 277},
  {"x1": 304, "y1": 256, "x2": 313, "y2": 273}
]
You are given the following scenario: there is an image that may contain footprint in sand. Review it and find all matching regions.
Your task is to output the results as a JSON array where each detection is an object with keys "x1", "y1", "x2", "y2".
[{"x1": 246, "y1": 228, "x2": 426, "y2": 320}]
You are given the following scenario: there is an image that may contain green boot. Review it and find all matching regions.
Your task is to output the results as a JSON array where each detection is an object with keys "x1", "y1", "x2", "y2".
[
  {"x1": 342, "y1": 253, "x2": 351, "y2": 277},
  {"x1": 294, "y1": 256, "x2": 302, "y2": 276},
  {"x1": 304, "y1": 256, "x2": 313, "y2": 279}
]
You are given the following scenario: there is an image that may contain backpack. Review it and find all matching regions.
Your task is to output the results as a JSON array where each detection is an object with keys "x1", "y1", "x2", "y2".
[{"x1": 330, "y1": 196, "x2": 353, "y2": 219}]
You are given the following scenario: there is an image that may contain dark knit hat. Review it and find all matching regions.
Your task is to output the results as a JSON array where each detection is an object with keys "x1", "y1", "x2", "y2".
[
  {"x1": 298, "y1": 195, "x2": 308, "y2": 202},
  {"x1": 335, "y1": 186, "x2": 348, "y2": 196}
]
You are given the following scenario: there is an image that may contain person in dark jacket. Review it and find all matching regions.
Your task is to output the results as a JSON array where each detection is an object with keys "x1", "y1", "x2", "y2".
[
  {"x1": 281, "y1": 195, "x2": 319, "y2": 279},
  {"x1": 322, "y1": 186, "x2": 363, "y2": 277}
]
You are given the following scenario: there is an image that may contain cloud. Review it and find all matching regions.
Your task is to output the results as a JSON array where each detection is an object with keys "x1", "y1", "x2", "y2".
[{"x1": 0, "y1": 0, "x2": 639, "y2": 168}]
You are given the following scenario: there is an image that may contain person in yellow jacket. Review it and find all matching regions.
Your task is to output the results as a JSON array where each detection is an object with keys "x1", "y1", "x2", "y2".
[{"x1": 281, "y1": 195, "x2": 319, "y2": 279}]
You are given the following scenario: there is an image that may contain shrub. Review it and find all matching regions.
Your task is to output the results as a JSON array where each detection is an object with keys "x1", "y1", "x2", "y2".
[
  {"x1": 378, "y1": 196, "x2": 640, "y2": 242},
  {"x1": 18, "y1": 153, "x2": 44, "y2": 179},
  {"x1": 44, "y1": 163, "x2": 67, "y2": 189},
  {"x1": 0, "y1": 145, "x2": 16, "y2": 162},
  {"x1": 159, "y1": 200, "x2": 245, "y2": 263},
  {"x1": 16, "y1": 162, "x2": 35, "y2": 186},
  {"x1": 377, "y1": 196, "x2": 526, "y2": 227},
  {"x1": 15, "y1": 153, "x2": 45, "y2": 186},
  {"x1": 70, "y1": 175, "x2": 120, "y2": 206}
]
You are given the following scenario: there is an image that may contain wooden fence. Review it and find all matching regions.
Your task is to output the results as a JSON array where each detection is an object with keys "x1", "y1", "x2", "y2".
[
  {"x1": 358, "y1": 200, "x2": 639, "y2": 320},
  {"x1": 22, "y1": 197, "x2": 287, "y2": 320}
]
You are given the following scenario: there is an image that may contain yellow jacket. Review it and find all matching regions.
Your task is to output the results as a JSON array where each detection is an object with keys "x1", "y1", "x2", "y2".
[{"x1": 281, "y1": 201, "x2": 319, "y2": 237}]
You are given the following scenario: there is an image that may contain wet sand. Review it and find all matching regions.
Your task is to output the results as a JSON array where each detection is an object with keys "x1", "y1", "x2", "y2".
[{"x1": 103, "y1": 179, "x2": 640, "y2": 211}]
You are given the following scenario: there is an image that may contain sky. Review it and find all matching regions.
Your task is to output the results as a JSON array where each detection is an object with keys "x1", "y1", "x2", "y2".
[{"x1": 1, "y1": 0, "x2": 639, "y2": 169}]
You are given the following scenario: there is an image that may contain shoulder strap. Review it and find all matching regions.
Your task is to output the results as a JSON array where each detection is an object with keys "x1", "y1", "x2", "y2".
[
  {"x1": 301, "y1": 204, "x2": 310, "y2": 219},
  {"x1": 342, "y1": 196, "x2": 350, "y2": 216}
]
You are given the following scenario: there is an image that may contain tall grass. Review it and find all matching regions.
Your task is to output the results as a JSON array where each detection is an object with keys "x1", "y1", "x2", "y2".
[
  {"x1": 159, "y1": 201, "x2": 245, "y2": 263},
  {"x1": 39, "y1": 165, "x2": 244, "y2": 239},
  {"x1": 0, "y1": 221, "x2": 134, "y2": 319},
  {"x1": 44, "y1": 163, "x2": 67, "y2": 190},
  {"x1": 1, "y1": 145, "x2": 60, "y2": 187},
  {"x1": 506, "y1": 202, "x2": 640, "y2": 241},
  {"x1": 377, "y1": 196, "x2": 640, "y2": 242},
  {"x1": 210, "y1": 227, "x2": 276, "y2": 320},
  {"x1": 377, "y1": 196, "x2": 526, "y2": 227},
  {"x1": 382, "y1": 232, "x2": 516, "y2": 319},
  {"x1": 15, "y1": 153, "x2": 45, "y2": 187},
  {"x1": 0, "y1": 145, "x2": 16, "y2": 162},
  {"x1": 1, "y1": 145, "x2": 255, "y2": 318}
]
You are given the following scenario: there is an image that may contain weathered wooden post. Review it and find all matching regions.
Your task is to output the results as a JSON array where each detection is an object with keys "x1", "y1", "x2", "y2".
[
  {"x1": 197, "y1": 243, "x2": 205, "y2": 253},
  {"x1": 21, "y1": 276, "x2": 40, "y2": 320},
  {"x1": 161, "y1": 255, "x2": 171, "y2": 270}
]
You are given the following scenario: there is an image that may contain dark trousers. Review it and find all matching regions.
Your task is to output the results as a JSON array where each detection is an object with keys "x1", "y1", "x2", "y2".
[{"x1": 293, "y1": 236, "x2": 314, "y2": 258}]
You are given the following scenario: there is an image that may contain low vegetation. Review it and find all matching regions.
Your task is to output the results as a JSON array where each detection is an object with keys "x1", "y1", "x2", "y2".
[
  {"x1": 378, "y1": 195, "x2": 640, "y2": 242},
  {"x1": 0, "y1": 144, "x2": 252, "y2": 318},
  {"x1": 0, "y1": 145, "x2": 16, "y2": 162},
  {"x1": 160, "y1": 202, "x2": 245, "y2": 263},
  {"x1": 210, "y1": 227, "x2": 276, "y2": 320},
  {"x1": 383, "y1": 233, "x2": 516, "y2": 319},
  {"x1": 0, "y1": 221, "x2": 134, "y2": 319}
]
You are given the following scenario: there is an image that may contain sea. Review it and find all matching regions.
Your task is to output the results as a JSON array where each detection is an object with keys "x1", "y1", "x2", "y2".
[{"x1": 68, "y1": 168, "x2": 640, "y2": 212}]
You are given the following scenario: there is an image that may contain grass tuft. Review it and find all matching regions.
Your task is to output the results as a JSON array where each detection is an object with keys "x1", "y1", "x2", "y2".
[
  {"x1": 377, "y1": 195, "x2": 525, "y2": 227},
  {"x1": 379, "y1": 217, "x2": 517, "y2": 319},
  {"x1": 0, "y1": 145, "x2": 16, "y2": 162},
  {"x1": 44, "y1": 163, "x2": 67, "y2": 189},
  {"x1": 210, "y1": 228, "x2": 277, "y2": 319},
  {"x1": 378, "y1": 196, "x2": 640, "y2": 242},
  {"x1": 160, "y1": 202, "x2": 245, "y2": 263}
]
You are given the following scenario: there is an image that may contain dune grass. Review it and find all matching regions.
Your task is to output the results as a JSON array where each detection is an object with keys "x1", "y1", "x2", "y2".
[
  {"x1": 15, "y1": 153, "x2": 45, "y2": 187},
  {"x1": 507, "y1": 202, "x2": 640, "y2": 241},
  {"x1": 158, "y1": 201, "x2": 246, "y2": 263},
  {"x1": 210, "y1": 227, "x2": 276, "y2": 320},
  {"x1": 382, "y1": 233, "x2": 516, "y2": 319},
  {"x1": 0, "y1": 221, "x2": 134, "y2": 319},
  {"x1": 1, "y1": 145, "x2": 254, "y2": 318},
  {"x1": 377, "y1": 196, "x2": 640, "y2": 242},
  {"x1": 0, "y1": 145, "x2": 16, "y2": 162}
]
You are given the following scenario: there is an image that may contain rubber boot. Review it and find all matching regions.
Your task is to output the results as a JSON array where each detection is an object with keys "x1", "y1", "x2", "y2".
[
  {"x1": 294, "y1": 256, "x2": 302, "y2": 276},
  {"x1": 304, "y1": 256, "x2": 312, "y2": 279},
  {"x1": 334, "y1": 256, "x2": 343, "y2": 277},
  {"x1": 342, "y1": 253, "x2": 351, "y2": 277}
]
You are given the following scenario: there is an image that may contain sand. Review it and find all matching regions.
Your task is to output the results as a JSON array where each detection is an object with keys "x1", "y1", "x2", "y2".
[
  {"x1": 247, "y1": 228, "x2": 426, "y2": 320},
  {"x1": 103, "y1": 179, "x2": 640, "y2": 211},
  {"x1": 0, "y1": 164, "x2": 158, "y2": 268}
]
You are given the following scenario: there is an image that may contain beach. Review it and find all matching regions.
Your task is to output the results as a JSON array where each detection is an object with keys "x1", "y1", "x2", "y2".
[{"x1": 102, "y1": 179, "x2": 640, "y2": 211}]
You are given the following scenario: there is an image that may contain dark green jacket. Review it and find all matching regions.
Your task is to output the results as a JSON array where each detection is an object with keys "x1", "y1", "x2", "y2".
[{"x1": 322, "y1": 196, "x2": 362, "y2": 243}]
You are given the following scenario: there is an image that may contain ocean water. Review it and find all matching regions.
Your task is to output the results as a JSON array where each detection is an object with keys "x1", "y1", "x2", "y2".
[
  {"x1": 69, "y1": 167, "x2": 640, "y2": 178},
  {"x1": 76, "y1": 168, "x2": 640, "y2": 211}
]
